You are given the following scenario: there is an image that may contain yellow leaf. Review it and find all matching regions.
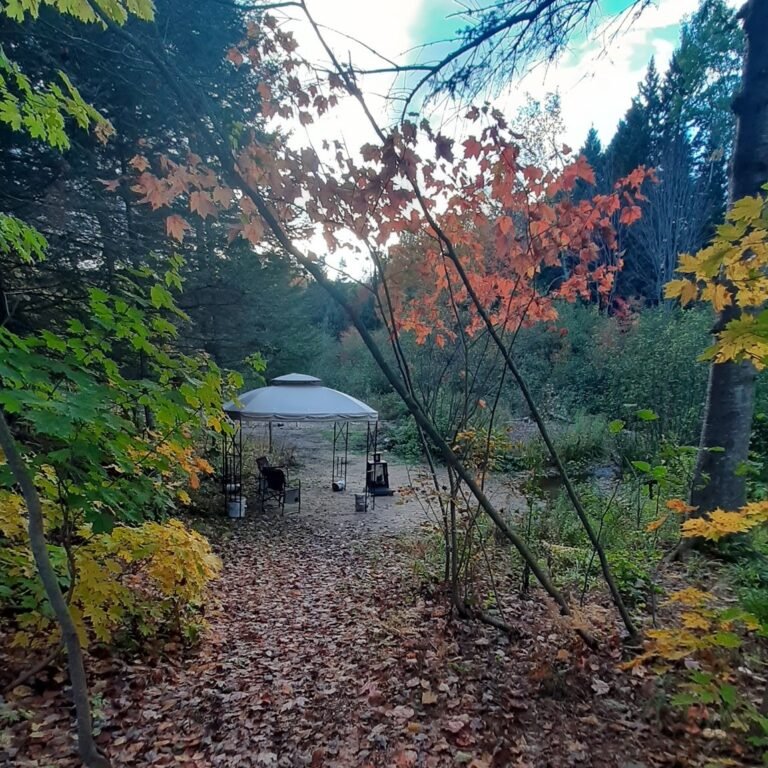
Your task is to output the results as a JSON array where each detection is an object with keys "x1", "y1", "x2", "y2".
[
  {"x1": 730, "y1": 194, "x2": 763, "y2": 223},
  {"x1": 667, "y1": 588, "x2": 713, "y2": 607},
  {"x1": 740, "y1": 501, "x2": 768, "y2": 522},
  {"x1": 676, "y1": 252, "x2": 700, "y2": 274},
  {"x1": 682, "y1": 508, "x2": 759, "y2": 541},
  {"x1": 701, "y1": 283, "x2": 732, "y2": 312},
  {"x1": 681, "y1": 611, "x2": 711, "y2": 631},
  {"x1": 664, "y1": 278, "x2": 698, "y2": 306},
  {"x1": 645, "y1": 516, "x2": 668, "y2": 532}
]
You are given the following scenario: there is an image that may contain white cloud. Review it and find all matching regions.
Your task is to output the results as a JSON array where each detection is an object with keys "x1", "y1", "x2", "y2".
[
  {"x1": 271, "y1": 0, "x2": 740, "y2": 274},
  {"x1": 287, "y1": 0, "x2": 730, "y2": 159},
  {"x1": 491, "y1": 0, "x2": 706, "y2": 148}
]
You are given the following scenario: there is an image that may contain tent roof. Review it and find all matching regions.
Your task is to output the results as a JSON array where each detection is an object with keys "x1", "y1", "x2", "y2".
[{"x1": 223, "y1": 373, "x2": 378, "y2": 423}]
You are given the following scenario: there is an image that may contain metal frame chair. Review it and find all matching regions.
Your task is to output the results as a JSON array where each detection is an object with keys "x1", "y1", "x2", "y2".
[{"x1": 256, "y1": 456, "x2": 300, "y2": 513}]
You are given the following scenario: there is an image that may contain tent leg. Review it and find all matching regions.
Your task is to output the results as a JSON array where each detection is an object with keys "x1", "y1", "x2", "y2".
[
  {"x1": 332, "y1": 421, "x2": 337, "y2": 489},
  {"x1": 222, "y1": 419, "x2": 243, "y2": 516},
  {"x1": 372, "y1": 421, "x2": 378, "y2": 510},
  {"x1": 222, "y1": 433, "x2": 227, "y2": 515},
  {"x1": 343, "y1": 422, "x2": 349, "y2": 489}
]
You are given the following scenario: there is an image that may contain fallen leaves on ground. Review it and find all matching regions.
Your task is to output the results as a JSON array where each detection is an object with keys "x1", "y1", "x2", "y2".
[{"x1": 2, "y1": 515, "x2": 710, "y2": 766}]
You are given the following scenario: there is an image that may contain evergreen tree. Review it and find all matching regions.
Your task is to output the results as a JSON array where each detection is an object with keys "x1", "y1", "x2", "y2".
[
  {"x1": 0, "y1": 0, "x2": 335, "y2": 379},
  {"x1": 639, "y1": 57, "x2": 665, "y2": 161},
  {"x1": 605, "y1": 96, "x2": 651, "y2": 180},
  {"x1": 575, "y1": 126, "x2": 605, "y2": 200},
  {"x1": 581, "y1": 127, "x2": 604, "y2": 178},
  {"x1": 604, "y1": 0, "x2": 744, "y2": 304}
]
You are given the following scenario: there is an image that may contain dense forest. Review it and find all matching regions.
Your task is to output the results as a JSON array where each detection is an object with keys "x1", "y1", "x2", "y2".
[
  {"x1": 2, "y1": 0, "x2": 768, "y2": 766},
  {"x1": 0, "y1": 1, "x2": 743, "y2": 388}
]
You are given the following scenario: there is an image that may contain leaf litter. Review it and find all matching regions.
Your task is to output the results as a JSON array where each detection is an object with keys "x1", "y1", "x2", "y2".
[{"x1": 3, "y1": 514, "x2": 709, "y2": 766}]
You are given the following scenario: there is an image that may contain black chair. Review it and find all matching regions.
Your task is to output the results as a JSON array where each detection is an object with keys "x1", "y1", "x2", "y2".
[{"x1": 256, "y1": 456, "x2": 300, "y2": 513}]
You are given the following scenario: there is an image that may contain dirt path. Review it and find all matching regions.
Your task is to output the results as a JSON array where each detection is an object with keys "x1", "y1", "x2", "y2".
[
  {"x1": 240, "y1": 423, "x2": 525, "y2": 536},
  {"x1": 7, "y1": 429, "x2": 703, "y2": 767},
  {"x1": 8, "y1": 510, "x2": 698, "y2": 768}
]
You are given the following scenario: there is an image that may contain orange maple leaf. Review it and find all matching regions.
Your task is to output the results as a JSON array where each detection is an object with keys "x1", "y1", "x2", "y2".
[
  {"x1": 166, "y1": 214, "x2": 191, "y2": 242},
  {"x1": 99, "y1": 178, "x2": 121, "y2": 192},
  {"x1": 129, "y1": 154, "x2": 150, "y2": 172},
  {"x1": 242, "y1": 218, "x2": 264, "y2": 244},
  {"x1": 227, "y1": 47, "x2": 244, "y2": 67},
  {"x1": 189, "y1": 191, "x2": 217, "y2": 220},
  {"x1": 619, "y1": 205, "x2": 642, "y2": 225},
  {"x1": 463, "y1": 137, "x2": 482, "y2": 159},
  {"x1": 212, "y1": 186, "x2": 234, "y2": 208}
]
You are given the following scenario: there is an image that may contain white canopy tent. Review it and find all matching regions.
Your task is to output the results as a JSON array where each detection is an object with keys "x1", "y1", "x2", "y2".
[
  {"x1": 223, "y1": 373, "x2": 378, "y2": 423},
  {"x1": 222, "y1": 374, "x2": 380, "y2": 514}
]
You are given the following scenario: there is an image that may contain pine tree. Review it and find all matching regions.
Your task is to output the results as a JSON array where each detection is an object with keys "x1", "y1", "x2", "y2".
[
  {"x1": 605, "y1": 97, "x2": 651, "y2": 181},
  {"x1": 581, "y1": 127, "x2": 603, "y2": 177},
  {"x1": 639, "y1": 57, "x2": 665, "y2": 161}
]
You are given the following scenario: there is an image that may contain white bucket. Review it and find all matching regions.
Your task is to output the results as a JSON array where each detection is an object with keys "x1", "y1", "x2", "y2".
[
  {"x1": 227, "y1": 497, "x2": 246, "y2": 518},
  {"x1": 332, "y1": 479, "x2": 346, "y2": 492},
  {"x1": 354, "y1": 493, "x2": 366, "y2": 512}
]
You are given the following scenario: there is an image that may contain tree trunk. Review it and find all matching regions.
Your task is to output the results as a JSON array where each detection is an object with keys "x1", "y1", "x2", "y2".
[
  {"x1": 689, "y1": 0, "x2": 768, "y2": 522},
  {"x1": 0, "y1": 412, "x2": 110, "y2": 768}
]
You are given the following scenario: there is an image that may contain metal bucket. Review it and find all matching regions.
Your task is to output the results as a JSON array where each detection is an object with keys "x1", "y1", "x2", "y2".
[
  {"x1": 227, "y1": 497, "x2": 246, "y2": 518},
  {"x1": 354, "y1": 493, "x2": 366, "y2": 512}
]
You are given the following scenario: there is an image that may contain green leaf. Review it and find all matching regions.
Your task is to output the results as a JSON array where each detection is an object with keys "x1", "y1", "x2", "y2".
[
  {"x1": 608, "y1": 419, "x2": 625, "y2": 434},
  {"x1": 635, "y1": 409, "x2": 658, "y2": 422},
  {"x1": 631, "y1": 460, "x2": 651, "y2": 473},
  {"x1": 150, "y1": 284, "x2": 174, "y2": 310},
  {"x1": 670, "y1": 692, "x2": 699, "y2": 707},
  {"x1": 718, "y1": 684, "x2": 737, "y2": 707},
  {"x1": 712, "y1": 631, "x2": 742, "y2": 649},
  {"x1": 40, "y1": 330, "x2": 66, "y2": 353}
]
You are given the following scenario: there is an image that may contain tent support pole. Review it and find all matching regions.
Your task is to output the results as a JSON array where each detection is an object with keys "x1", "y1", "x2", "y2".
[
  {"x1": 365, "y1": 422, "x2": 370, "y2": 507},
  {"x1": 372, "y1": 421, "x2": 378, "y2": 510},
  {"x1": 222, "y1": 418, "x2": 243, "y2": 515},
  {"x1": 222, "y1": 432, "x2": 227, "y2": 515},
  {"x1": 332, "y1": 421, "x2": 337, "y2": 489},
  {"x1": 344, "y1": 422, "x2": 349, "y2": 489}
]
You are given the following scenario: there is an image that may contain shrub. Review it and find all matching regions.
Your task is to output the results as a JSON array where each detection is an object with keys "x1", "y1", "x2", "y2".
[
  {"x1": 512, "y1": 304, "x2": 712, "y2": 447},
  {"x1": 0, "y1": 492, "x2": 220, "y2": 650},
  {"x1": 552, "y1": 414, "x2": 611, "y2": 466}
]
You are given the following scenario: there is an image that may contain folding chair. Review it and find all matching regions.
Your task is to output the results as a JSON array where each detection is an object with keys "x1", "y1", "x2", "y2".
[{"x1": 256, "y1": 456, "x2": 300, "y2": 513}]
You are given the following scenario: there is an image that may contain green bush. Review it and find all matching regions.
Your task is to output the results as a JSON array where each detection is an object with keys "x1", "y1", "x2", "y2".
[
  {"x1": 728, "y1": 529, "x2": 768, "y2": 624},
  {"x1": 553, "y1": 414, "x2": 611, "y2": 466},
  {"x1": 512, "y1": 304, "x2": 712, "y2": 448}
]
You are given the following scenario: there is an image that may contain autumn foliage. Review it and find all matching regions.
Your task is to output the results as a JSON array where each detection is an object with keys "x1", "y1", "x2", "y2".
[{"x1": 665, "y1": 184, "x2": 768, "y2": 369}]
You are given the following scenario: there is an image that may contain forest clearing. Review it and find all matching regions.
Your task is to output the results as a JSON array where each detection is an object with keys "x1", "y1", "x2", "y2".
[{"x1": 2, "y1": 0, "x2": 768, "y2": 766}]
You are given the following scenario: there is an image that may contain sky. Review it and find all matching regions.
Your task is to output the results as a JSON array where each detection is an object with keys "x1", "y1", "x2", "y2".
[
  {"x1": 278, "y1": 0, "x2": 740, "y2": 276},
  {"x1": 285, "y1": 0, "x2": 733, "y2": 154}
]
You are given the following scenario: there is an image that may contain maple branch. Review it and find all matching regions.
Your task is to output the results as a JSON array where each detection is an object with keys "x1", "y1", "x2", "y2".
[
  {"x1": 399, "y1": 0, "x2": 562, "y2": 115},
  {"x1": 0, "y1": 411, "x2": 110, "y2": 768},
  {"x1": 112, "y1": 20, "x2": 610, "y2": 645},
  {"x1": 208, "y1": 0, "x2": 302, "y2": 10},
  {"x1": 430, "y1": 207, "x2": 639, "y2": 640},
  {"x1": 365, "y1": 244, "x2": 448, "y2": 523},
  {"x1": 303, "y1": 10, "x2": 638, "y2": 641}
]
